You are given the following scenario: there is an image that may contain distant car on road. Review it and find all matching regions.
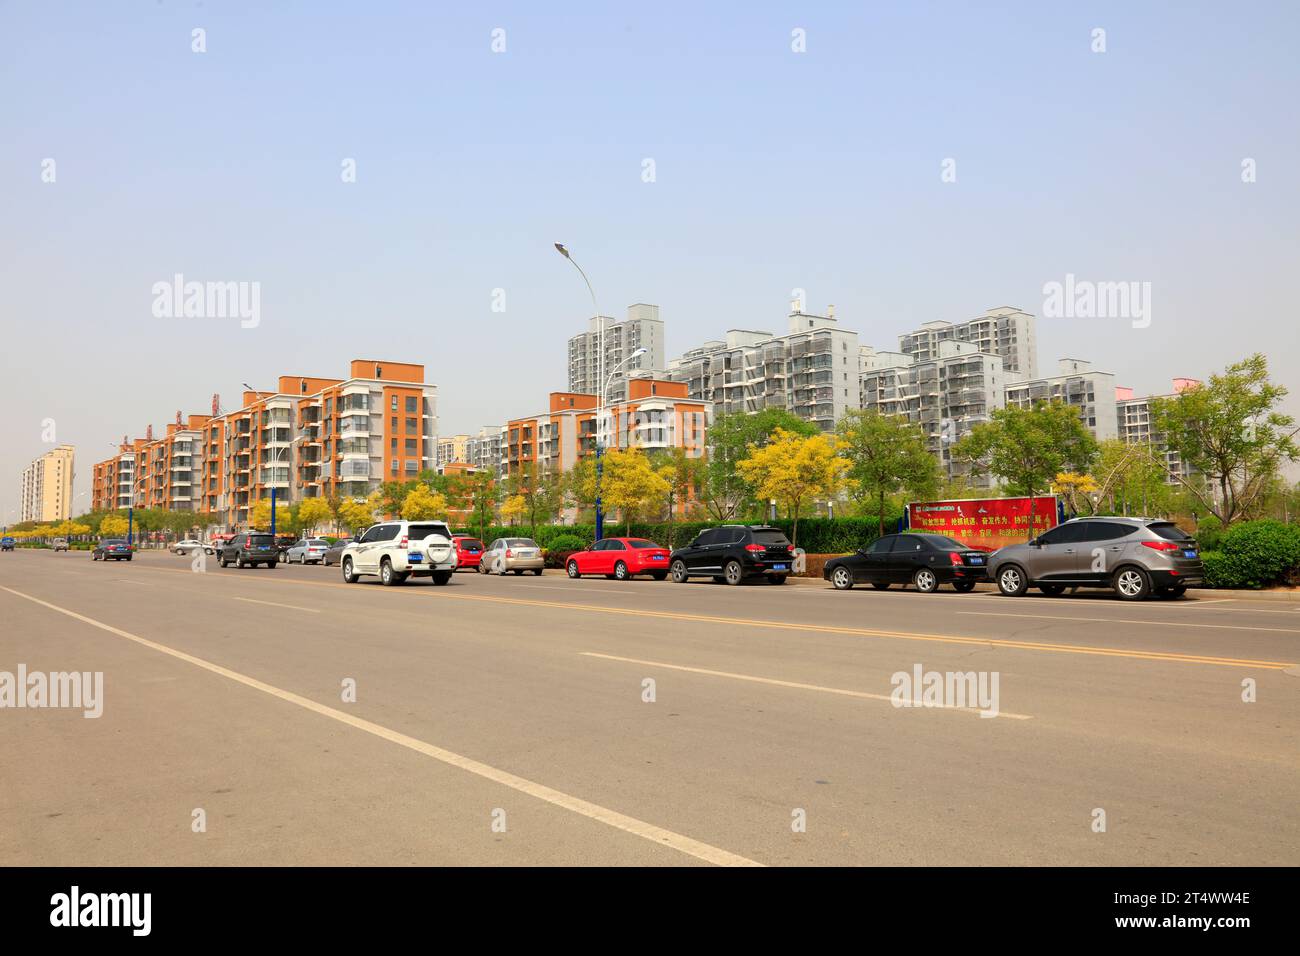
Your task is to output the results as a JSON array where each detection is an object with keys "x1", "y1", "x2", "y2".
[
  {"x1": 218, "y1": 532, "x2": 280, "y2": 569},
  {"x1": 51, "y1": 538, "x2": 70, "y2": 552},
  {"x1": 824, "y1": 533, "x2": 988, "y2": 592},
  {"x1": 172, "y1": 539, "x2": 213, "y2": 555},
  {"x1": 988, "y1": 517, "x2": 1204, "y2": 600},
  {"x1": 451, "y1": 535, "x2": 485, "y2": 571},
  {"x1": 341, "y1": 520, "x2": 458, "y2": 586},
  {"x1": 1, "y1": 536, "x2": 14, "y2": 552},
  {"x1": 274, "y1": 534, "x2": 297, "y2": 558},
  {"x1": 668, "y1": 525, "x2": 794, "y2": 585},
  {"x1": 478, "y1": 538, "x2": 544, "y2": 576},
  {"x1": 285, "y1": 538, "x2": 330, "y2": 564},
  {"x1": 566, "y1": 537, "x2": 670, "y2": 580},
  {"x1": 321, "y1": 538, "x2": 352, "y2": 567},
  {"x1": 93, "y1": 539, "x2": 132, "y2": 561}
]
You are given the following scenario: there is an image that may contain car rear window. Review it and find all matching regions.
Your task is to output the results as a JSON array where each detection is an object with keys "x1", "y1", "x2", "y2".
[
  {"x1": 916, "y1": 534, "x2": 964, "y2": 550},
  {"x1": 408, "y1": 523, "x2": 451, "y2": 541},
  {"x1": 752, "y1": 530, "x2": 791, "y2": 547},
  {"x1": 459, "y1": 539, "x2": 484, "y2": 549},
  {"x1": 628, "y1": 539, "x2": 660, "y2": 549},
  {"x1": 247, "y1": 534, "x2": 274, "y2": 545},
  {"x1": 103, "y1": 539, "x2": 126, "y2": 545},
  {"x1": 306, "y1": 539, "x2": 328, "y2": 546},
  {"x1": 506, "y1": 538, "x2": 537, "y2": 548},
  {"x1": 1148, "y1": 522, "x2": 1193, "y2": 542}
]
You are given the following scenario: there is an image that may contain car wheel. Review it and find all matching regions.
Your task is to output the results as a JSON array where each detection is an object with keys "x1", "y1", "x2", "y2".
[
  {"x1": 236, "y1": 555, "x2": 246, "y2": 569},
  {"x1": 723, "y1": 560, "x2": 743, "y2": 586},
  {"x1": 125, "y1": 556, "x2": 132, "y2": 562},
  {"x1": 769, "y1": 575, "x2": 787, "y2": 585},
  {"x1": 1155, "y1": 585, "x2": 1187, "y2": 599},
  {"x1": 997, "y1": 565, "x2": 1029, "y2": 597},
  {"x1": 513, "y1": 569, "x2": 523, "y2": 575},
  {"x1": 268, "y1": 561, "x2": 277, "y2": 569},
  {"x1": 380, "y1": 559, "x2": 400, "y2": 586},
  {"x1": 670, "y1": 559, "x2": 689, "y2": 583},
  {"x1": 614, "y1": 561, "x2": 629, "y2": 581},
  {"x1": 912, "y1": 568, "x2": 938, "y2": 593},
  {"x1": 566, "y1": 560, "x2": 581, "y2": 579},
  {"x1": 533, "y1": 568, "x2": 543, "y2": 576},
  {"x1": 870, "y1": 581, "x2": 890, "y2": 590},
  {"x1": 341, "y1": 557, "x2": 358, "y2": 583},
  {"x1": 952, "y1": 580, "x2": 976, "y2": 593},
  {"x1": 651, "y1": 571, "x2": 667, "y2": 581},
  {"x1": 1038, "y1": 583, "x2": 1067, "y2": 596},
  {"x1": 432, "y1": 570, "x2": 451, "y2": 585},
  {"x1": 1114, "y1": 566, "x2": 1150, "y2": 600},
  {"x1": 831, "y1": 566, "x2": 854, "y2": 590}
]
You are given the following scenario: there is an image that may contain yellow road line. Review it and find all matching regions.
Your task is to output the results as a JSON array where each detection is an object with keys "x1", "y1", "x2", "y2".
[
  {"x1": 960, "y1": 609, "x2": 1300, "y2": 635},
  {"x1": 0, "y1": 584, "x2": 760, "y2": 868},
  {"x1": 79, "y1": 565, "x2": 1300, "y2": 670},
  {"x1": 580, "y1": 652, "x2": 1033, "y2": 719}
]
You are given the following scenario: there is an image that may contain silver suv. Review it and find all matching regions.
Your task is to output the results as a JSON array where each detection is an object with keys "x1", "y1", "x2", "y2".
[{"x1": 988, "y1": 517, "x2": 1204, "y2": 600}]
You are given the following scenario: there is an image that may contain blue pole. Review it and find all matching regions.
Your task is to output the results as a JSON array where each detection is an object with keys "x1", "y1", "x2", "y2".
[
  {"x1": 594, "y1": 447, "x2": 604, "y2": 541},
  {"x1": 127, "y1": 507, "x2": 133, "y2": 546},
  {"x1": 270, "y1": 487, "x2": 278, "y2": 536}
]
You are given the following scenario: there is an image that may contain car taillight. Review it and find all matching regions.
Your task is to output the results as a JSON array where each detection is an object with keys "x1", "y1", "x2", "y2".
[
  {"x1": 1142, "y1": 541, "x2": 1181, "y2": 552},
  {"x1": 950, "y1": 552, "x2": 964, "y2": 566},
  {"x1": 400, "y1": 536, "x2": 408, "y2": 548},
  {"x1": 745, "y1": 543, "x2": 765, "y2": 552},
  {"x1": 506, "y1": 549, "x2": 513, "y2": 558}
]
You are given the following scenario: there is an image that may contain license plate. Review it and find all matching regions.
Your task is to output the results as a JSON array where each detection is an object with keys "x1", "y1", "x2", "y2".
[
  {"x1": 409, "y1": 553, "x2": 423, "y2": 562},
  {"x1": 468, "y1": 549, "x2": 480, "y2": 553},
  {"x1": 773, "y1": 564, "x2": 787, "y2": 571},
  {"x1": 651, "y1": 555, "x2": 664, "y2": 561},
  {"x1": 1184, "y1": 550, "x2": 1197, "y2": 559},
  {"x1": 969, "y1": 557, "x2": 984, "y2": 565}
]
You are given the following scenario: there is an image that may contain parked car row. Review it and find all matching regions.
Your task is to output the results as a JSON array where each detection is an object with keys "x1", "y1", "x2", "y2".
[{"x1": 152, "y1": 516, "x2": 1205, "y2": 601}]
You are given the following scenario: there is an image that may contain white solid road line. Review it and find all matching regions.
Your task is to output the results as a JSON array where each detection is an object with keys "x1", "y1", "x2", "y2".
[
  {"x1": 959, "y1": 610, "x2": 1300, "y2": 634},
  {"x1": 580, "y1": 651, "x2": 1033, "y2": 719},
  {"x1": 233, "y1": 596, "x2": 321, "y2": 614},
  {"x1": 0, "y1": 584, "x2": 761, "y2": 868}
]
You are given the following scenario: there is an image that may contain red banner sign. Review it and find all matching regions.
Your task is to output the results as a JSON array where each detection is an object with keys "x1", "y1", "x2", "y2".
[{"x1": 907, "y1": 496, "x2": 1059, "y2": 552}]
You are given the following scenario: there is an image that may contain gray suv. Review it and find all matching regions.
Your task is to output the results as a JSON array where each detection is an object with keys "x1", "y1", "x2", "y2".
[{"x1": 988, "y1": 517, "x2": 1204, "y2": 600}]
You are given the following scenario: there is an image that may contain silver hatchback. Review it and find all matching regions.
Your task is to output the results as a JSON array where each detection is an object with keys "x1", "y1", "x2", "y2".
[{"x1": 988, "y1": 517, "x2": 1204, "y2": 600}]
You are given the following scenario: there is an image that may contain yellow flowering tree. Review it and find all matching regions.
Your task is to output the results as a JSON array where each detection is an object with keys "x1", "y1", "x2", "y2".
[
  {"x1": 401, "y1": 484, "x2": 449, "y2": 521},
  {"x1": 736, "y1": 428, "x2": 851, "y2": 547}
]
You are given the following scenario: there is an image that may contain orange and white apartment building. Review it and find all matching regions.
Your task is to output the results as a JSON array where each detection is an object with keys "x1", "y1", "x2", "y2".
[
  {"x1": 505, "y1": 377, "x2": 708, "y2": 478},
  {"x1": 92, "y1": 359, "x2": 438, "y2": 529}
]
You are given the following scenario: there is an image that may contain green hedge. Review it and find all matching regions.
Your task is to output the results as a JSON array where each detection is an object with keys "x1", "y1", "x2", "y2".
[
  {"x1": 1201, "y1": 520, "x2": 1300, "y2": 589},
  {"x1": 455, "y1": 516, "x2": 902, "y2": 554}
]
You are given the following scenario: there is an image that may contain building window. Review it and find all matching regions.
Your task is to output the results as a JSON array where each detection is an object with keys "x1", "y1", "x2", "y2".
[
  {"x1": 391, "y1": 396, "x2": 398, "y2": 411},
  {"x1": 405, "y1": 396, "x2": 417, "y2": 413}
]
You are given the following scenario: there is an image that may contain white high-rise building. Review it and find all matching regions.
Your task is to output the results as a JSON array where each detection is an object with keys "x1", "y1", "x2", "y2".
[
  {"x1": 898, "y1": 306, "x2": 1038, "y2": 382},
  {"x1": 20, "y1": 445, "x2": 76, "y2": 523},
  {"x1": 666, "y1": 307, "x2": 860, "y2": 431},
  {"x1": 1005, "y1": 358, "x2": 1117, "y2": 441},
  {"x1": 567, "y1": 303, "x2": 665, "y2": 404}
]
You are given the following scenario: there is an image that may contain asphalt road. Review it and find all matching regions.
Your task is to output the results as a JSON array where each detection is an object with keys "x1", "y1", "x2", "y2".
[{"x1": 2, "y1": 548, "x2": 1297, "y2": 866}]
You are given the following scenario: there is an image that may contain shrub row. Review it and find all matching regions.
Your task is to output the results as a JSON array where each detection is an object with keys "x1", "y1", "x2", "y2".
[
  {"x1": 1201, "y1": 520, "x2": 1300, "y2": 589},
  {"x1": 456, "y1": 515, "x2": 903, "y2": 554}
]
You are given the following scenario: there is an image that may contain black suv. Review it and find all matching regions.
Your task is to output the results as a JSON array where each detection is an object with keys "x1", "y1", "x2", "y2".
[
  {"x1": 218, "y1": 532, "x2": 279, "y2": 568},
  {"x1": 669, "y1": 525, "x2": 795, "y2": 585}
]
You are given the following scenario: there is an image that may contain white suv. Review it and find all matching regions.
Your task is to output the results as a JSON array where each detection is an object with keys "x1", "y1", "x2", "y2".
[{"x1": 340, "y1": 520, "x2": 458, "y2": 586}]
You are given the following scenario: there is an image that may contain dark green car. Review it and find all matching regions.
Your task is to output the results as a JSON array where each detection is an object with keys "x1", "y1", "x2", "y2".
[{"x1": 218, "y1": 532, "x2": 279, "y2": 569}]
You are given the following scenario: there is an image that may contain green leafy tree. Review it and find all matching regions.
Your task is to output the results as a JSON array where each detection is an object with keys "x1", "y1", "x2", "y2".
[
  {"x1": 1151, "y1": 354, "x2": 1299, "y2": 526},
  {"x1": 836, "y1": 410, "x2": 940, "y2": 536},
  {"x1": 704, "y1": 409, "x2": 820, "y2": 520},
  {"x1": 954, "y1": 401, "x2": 1099, "y2": 540}
]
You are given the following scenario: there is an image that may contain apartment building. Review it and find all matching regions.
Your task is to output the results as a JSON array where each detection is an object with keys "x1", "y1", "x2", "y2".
[
  {"x1": 898, "y1": 306, "x2": 1038, "y2": 382},
  {"x1": 1116, "y1": 379, "x2": 1201, "y2": 484},
  {"x1": 859, "y1": 342, "x2": 1006, "y2": 485},
  {"x1": 90, "y1": 359, "x2": 438, "y2": 530},
  {"x1": 91, "y1": 440, "x2": 136, "y2": 513},
  {"x1": 666, "y1": 307, "x2": 860, "y2": 431},
  {"x1": 505, "y1": 379, "x2": 709, "y2": 479},
  {"x1": 567, "y1": 304, "x2": 665, "y2": 404},
  {"x1": 1005, "y1": 358, "x2": 1118, "y2": 441},
  {"x1": 465, "y1": 425, "x2": 506, "y2": 478},
  {"x1": 435, "y1": 434, "x2": 470, "y2": 469},
  {"x1": 20, "y1": 445, "x2": 76, "y2": 522}
]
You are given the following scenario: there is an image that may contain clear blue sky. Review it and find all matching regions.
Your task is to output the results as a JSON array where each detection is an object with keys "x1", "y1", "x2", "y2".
[{"x1": 3, "y1": 1, "x2": 1297, "y2": 518}]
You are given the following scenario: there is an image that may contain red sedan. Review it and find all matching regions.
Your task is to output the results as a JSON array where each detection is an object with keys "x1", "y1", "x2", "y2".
[
  {"x1": 565, "y1": 538, "x2": 671, "y2": 581},
  {"x1": 452, "y1": 535, "x2": 485, "y2": 571}
]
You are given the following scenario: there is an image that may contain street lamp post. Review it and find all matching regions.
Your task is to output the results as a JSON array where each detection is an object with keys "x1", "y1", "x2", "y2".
[{"x1": 554, "y1": 243, "x2": 611, "y2": 540}]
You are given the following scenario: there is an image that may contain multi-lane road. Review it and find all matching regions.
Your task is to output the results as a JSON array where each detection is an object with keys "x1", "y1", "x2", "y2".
[{"x1": 1, "y1": 548, "x2": 1297, "y2": 866}]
